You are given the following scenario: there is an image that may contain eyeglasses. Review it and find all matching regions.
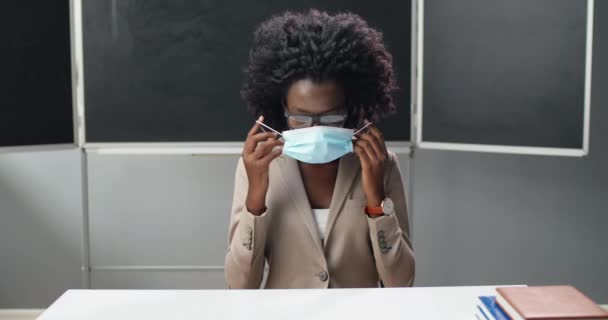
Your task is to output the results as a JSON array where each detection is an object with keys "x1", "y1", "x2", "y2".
[{"x1": 284, "y1": 110, "x2": 348, "y2": 129}]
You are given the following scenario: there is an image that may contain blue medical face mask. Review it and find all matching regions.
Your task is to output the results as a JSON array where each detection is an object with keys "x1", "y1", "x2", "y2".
[
  {"x1": 256, "y1": 121, "x2": 372, "y2": 164},
  {"x1": 281, "y1": 126, "x2": 354, "y2": 164}
]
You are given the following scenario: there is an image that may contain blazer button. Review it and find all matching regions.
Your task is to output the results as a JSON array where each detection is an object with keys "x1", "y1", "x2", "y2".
[{"x1": 319, "y1": 271, "x2": 329, "y2": 282}]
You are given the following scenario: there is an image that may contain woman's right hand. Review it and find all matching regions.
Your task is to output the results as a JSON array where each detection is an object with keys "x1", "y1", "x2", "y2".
[{"x1": 243, "y1": 116, "x2": 284, "y2": 215}]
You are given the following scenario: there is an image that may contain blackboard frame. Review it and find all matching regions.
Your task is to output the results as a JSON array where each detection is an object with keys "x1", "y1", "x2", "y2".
[
  {"x1": 72, "y1": 0, "x2": 86, "y2": 148},
  {"x1": 413, "y1": 0, "x2": 594, "y2": 157}
]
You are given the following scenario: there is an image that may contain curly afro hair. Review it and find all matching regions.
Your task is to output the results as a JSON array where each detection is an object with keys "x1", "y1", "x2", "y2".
[{"x1": 241, "y1": 9, "x2": 398, "y2": 131}]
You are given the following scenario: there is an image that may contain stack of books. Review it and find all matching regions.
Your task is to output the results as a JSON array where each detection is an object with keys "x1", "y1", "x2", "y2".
[{"x1": 476, "y1": 285, "x2": 608, "y2": 320}]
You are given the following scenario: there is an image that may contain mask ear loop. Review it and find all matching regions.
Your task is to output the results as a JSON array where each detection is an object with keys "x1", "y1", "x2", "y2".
[
  {"x1": 352, "y1": 122, "x2": 373, "y2": 140},
  {"x1": 256, "y1": 120, "x2": 283, "y2": 137}
]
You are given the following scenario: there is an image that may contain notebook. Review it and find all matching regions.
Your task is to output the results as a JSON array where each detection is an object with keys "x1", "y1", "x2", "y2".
[
  {"x1": 478, "y1": 296, "x2": 511, "y2": 320},
  {"x1": 496, "y1": 286, "x2": 608, "y2": 320}
]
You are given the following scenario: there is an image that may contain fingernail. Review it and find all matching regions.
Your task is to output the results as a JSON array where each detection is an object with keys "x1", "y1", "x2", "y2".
[{"x1": 258, "y1": 115, "x2": 264, "y2": 122}]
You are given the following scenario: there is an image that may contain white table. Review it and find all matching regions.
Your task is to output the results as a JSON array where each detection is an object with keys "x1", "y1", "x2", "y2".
[{"x1": 38, "y1": 285, "x2": 521, "y2": 320}]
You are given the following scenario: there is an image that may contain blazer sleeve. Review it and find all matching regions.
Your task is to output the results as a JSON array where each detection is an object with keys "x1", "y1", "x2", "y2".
[
  {"x1": 367, "y1": 151, "x2": 415, "y2": 287},
  {"x1": 224, "y1": 157, "x2": 271, "y2": 289}
]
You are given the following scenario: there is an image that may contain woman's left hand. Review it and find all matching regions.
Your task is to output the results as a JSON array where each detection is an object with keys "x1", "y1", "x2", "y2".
[{"x1": 354, "y1": 120, "x2": 387, "y2": 208}]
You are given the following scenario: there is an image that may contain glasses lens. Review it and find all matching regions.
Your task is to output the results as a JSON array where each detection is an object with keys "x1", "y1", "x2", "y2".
[
  {"x1": 320, "y1": 114, "x2": 347, "y2": 127},
  {"x1": 288, "y1": 115, "x2": 312, "y2": 128}
]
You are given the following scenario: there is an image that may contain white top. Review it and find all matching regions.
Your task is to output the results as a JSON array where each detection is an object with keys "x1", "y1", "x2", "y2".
[
  {"x1": 312, "y1": 208, "x2": 330, "y2": 241},
  {"x1": 38, "y1": 286, "x2": 525, "y2": 320}
]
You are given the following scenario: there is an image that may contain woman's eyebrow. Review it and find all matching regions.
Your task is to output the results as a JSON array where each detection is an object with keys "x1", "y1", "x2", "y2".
[
  {"x1": 291, "y1": 106, "x2": 309, "y2": 113},
  {"x1": 290, "y1": 105, "x2": 344, "y2": 114}
]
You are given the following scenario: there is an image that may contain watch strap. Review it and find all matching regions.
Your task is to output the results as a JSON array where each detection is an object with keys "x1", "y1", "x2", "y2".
[{"x1": 365, "y1": 205, "x2": 384, "y2": 216}]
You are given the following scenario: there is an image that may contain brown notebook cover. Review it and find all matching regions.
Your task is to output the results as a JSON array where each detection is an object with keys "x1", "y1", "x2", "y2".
[{"x1": 496, "y1": 286, "x2": 608, "y2": 320}]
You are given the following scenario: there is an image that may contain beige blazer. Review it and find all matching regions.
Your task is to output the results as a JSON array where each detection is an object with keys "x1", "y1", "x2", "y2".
[{"x1": 224, "y1": 151, "x2": 415, "y2": 289}]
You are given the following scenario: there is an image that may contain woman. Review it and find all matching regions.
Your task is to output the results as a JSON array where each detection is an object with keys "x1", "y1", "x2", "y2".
[{"x1": 225, "y1": 9, "x2": 414, "y2": 289}]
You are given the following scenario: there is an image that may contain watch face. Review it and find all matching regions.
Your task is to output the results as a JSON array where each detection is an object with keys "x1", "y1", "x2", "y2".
[{"x1": 382, "y1": 198, "x2": 394, "y2": 214}]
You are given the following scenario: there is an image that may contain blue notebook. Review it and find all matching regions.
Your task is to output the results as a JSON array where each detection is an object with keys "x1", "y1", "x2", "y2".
[{"x1": 477, "y1": 296, "x2": 511, "y2": 320}]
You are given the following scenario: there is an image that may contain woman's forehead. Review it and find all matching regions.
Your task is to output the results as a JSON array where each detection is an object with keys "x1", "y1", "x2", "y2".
[{"x1": 285, "y1": 79, "x2": 345, "y2": 113}]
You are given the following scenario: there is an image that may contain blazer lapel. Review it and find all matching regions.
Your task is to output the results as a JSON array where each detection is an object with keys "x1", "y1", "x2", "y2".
[
  {"x1": 277, "y1": 156, "x2": 324, "y2": 256},
  {"x1": 324, "y1": 153, "x2": 361, "y2": 245}
]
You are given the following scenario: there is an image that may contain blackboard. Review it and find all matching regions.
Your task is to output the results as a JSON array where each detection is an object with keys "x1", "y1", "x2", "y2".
[
  {"x1": 0, "y1": 1, "x2": 73, "y2": 147},
  {"x1": 83, "y1": 0, "x2": 411, "y2": 143},
  {"x1": 421, "y1": 0, "x2": 590, "y2": 149}
]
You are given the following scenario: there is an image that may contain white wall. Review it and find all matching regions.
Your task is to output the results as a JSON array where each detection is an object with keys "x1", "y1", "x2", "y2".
[
  {"x1": 86, "y1": 154, "x2": 239, "y2": 289},
  {"x1": 0, "y1": 149, "x2": 83, "y2": 308}
]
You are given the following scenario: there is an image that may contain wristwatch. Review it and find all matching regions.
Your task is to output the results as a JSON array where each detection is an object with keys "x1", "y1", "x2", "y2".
[{"x1": 365, "y1": 198, "x2": 394, "y2": 217}]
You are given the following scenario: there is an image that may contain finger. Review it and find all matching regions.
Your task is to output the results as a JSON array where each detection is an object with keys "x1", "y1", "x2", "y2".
[
  {"x1": 248, "y1": 116, "x2": 264, "y2": 137},
  {"x1": 244, "y1": 132, "x2": 278, "y2": 155},
  {"x1": 355, "y1": 139, "x2": 376, "y2": 162},
  {"x1": 367, "y1": 125, "x2": 384, "y2": 144},
  {"x1": 254, "y1": 139, "x2": 284, "y2": 159},
  {"x1": 362, "y1": 119, "x2": 387, "y2": 156},
  {"x1": 254, "y1": 138, "x2": 283, "y2": 158},
  {"x1": 360, "y1": 133, "x2": 384, "y2": 157},
  {"x1": 244, "y1": 116, "x2": 264, "y2": 154},
  {"x1": 354, "y1": 145, "x2": 370, "y2": 169},
  {"x1": 356, "y1": 139, "x2": 380, "y2": 166},
  {"x1": 357, "y1": 133, "x2": 384, "y2": 160},
  {"x1": 260, "y1": 146, "x2": 283, "y2": 164},
  {"x1": 367, "y1": 125, "x2": 387, "y2": 155}
]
